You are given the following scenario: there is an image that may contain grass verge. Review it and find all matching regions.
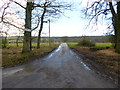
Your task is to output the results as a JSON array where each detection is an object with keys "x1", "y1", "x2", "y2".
[
  {"x1": 72, "y1": 46, "x2": 119, "y2": 73},
  {"x1": 2, "y1": 43, "x2": 59, "y2": 68},
  {"x1": 70, "y1": 43, "x2": 119, "y2": 85}
]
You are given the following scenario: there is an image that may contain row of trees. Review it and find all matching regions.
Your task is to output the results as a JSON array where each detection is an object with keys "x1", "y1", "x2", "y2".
[
  {"x1": 1, "y1": 0, "x2": 120, "y2": 53},
  {"x1": 23, "y1": 0, "x2": 72, "y2": 52},
  {"x1": 0, "y1": 0, "x2": 72, "y2": 53}
]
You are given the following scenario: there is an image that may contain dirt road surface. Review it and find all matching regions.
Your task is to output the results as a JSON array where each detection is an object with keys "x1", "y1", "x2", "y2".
[{"x1": 2, "y1": 43, "x2": 117, "y2": 88}]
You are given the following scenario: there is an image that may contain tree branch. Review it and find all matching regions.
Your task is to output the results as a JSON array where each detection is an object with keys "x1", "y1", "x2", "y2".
[
  {"x1": 0, "y1": 3, "x2": 10, "y2": 23},
  {"x1": 32, "y1": 16, "x2": 40, "y2": 31},
  {"x1": 109, "y1": 2, "x2": 117, "y2": 18},
  {"x1": 12, "y1": 1, "x2": 26, "y2": 9},
  {"x1": 2, "y1": 20, "x2": 24, "y2": 30}
]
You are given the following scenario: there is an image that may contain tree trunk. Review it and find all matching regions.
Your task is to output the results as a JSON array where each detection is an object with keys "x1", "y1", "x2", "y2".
[
  {"x1": 37, "y1": 32, "x2": 42, "y2": 48},
  {"x1": 112, "y1": 17, "x2": 117, "y2": 48},
  {"x1": 22, "y1": 2, "x2": 32, "y2": 53},
  {"x1": 109, "y1": 2, "x2": 120, "y2": 53},
  {"x1": 116, "y1": 1, "x2": 120, "y2": 53},
  {"x1": 3, "y1": 36, "x2": 7, "y2": 48},
  {"x1": 16, "y1": 36, "x2": 20, "y2": 47},
  {"x1": 37, "y1": 17, "x2": 44, "y2": 48},
  {"x1": 37, "y1": 5, "x2": 46, "y2": 49},
  {"x1": 116, "y1": 26, "x2": 120, "y2": 53},
  {"x1": 109, "y1": 2, "x2": 117, "y2": 48}
]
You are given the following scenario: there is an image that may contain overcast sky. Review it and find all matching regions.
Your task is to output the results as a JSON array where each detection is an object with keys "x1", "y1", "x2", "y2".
[
  {"x1": 0, "y1": 0, "x2": 112, "y2": 37},
  {"x1": 40, "y1": 0, "x2": 110, "y2": 37}
]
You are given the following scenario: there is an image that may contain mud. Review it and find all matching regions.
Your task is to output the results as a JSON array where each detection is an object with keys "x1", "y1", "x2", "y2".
[{"x1": 2, "y1": 43, "x2": 117, "y2": 88}]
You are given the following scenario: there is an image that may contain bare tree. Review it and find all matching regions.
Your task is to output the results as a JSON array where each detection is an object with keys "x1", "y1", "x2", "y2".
[
  {"x1": 0, "y1": 1, "x2": 25, "y2": 30},
  {"x1": 22, "y1": 1, "x2": 33, "y2": 53},
  {"x1": 0, "y1": 0, "x2": 33, "y2": 52},
  {"x1": 34, "y1": 0, "x2": 72, "y2": 48},
  {"x1": 84, "y1": 0, "x2": 120, "y2": 53},
  {"x1": 36, "y1": 2, "x2": 47, "y2": 49},
  {"x1": 0, "y1": 0, "x2": 72, "y2": 52},
  {"x1": 0, "y1": 0, "x2": 25, "y2": 50}
]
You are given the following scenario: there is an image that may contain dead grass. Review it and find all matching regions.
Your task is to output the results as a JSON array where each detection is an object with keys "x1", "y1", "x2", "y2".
[
  {"x1": 0, "y1": 49, "x2": 2, "y2": 67},
  {"x1": 71, "y1": 46, "x2": 120, "y2": 84},
  {"x1": 96, "y1": 49, "x2": 119, "y2": 56},
  {"x1": 73, "y1": 46, "x2": 120, "y2": 74},
  {"x1": 2, "y1": 47, "x2": 56, "y2": 68}
]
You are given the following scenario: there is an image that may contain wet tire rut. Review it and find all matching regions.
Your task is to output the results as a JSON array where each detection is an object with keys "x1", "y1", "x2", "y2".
[{"x1": 2, "y1": 43, "x2": 117, "y2": 88}]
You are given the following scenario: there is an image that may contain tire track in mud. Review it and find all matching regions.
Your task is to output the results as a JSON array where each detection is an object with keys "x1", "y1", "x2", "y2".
[{"x1": 2, "y1": 43, "x2": 117, "y2": 88}]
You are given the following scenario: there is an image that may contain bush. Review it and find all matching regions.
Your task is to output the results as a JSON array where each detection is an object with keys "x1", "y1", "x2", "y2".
[{"x1": 77, "y1": 37, "x2": 95, "y2": 47}]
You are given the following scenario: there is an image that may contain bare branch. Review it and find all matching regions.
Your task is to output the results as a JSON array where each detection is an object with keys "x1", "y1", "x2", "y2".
[
  {"x1": 12, "y1": 1, "x2": 26, "y2": 9},
  {"x1": 109, "y1": 2, "x2": 117, "y2": 17},
  {"x1": 2, "y1": 20, "x2": 24, "y2": 30},
  {"x1": 32, "y1": 15, "x2": 40, "y2": 31},
  {"x1": 0, "y1": 3, "x2": 10, "y2": 23}
]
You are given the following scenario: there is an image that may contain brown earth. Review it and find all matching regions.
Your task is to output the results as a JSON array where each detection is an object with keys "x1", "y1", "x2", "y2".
[
  {"x1": 2, "y1": 43, "x2": 117, "y2": 88},
  {"x1": 71, "y1": 47, "x2": 120, "y2": 86}
]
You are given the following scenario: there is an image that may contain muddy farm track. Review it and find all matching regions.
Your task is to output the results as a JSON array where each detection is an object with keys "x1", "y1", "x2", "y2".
[{"x1": 2, "y1": 43, "x2": 117, "y2": 88}]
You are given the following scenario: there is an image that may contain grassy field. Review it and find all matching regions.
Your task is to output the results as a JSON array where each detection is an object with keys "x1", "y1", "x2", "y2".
[
  {"x1": 95, "y1": 43, "x2": 113, "y2": 47},
  {"x1": 67, "y1": 42, "x2": 77, "y2": 47},
  {"x1": 7, "y1": 42, "x2": 113, "y2": 48},
  {"x1": 67, "y1": 42, "x2": 113, "y2": 48},
  {"x1": 7, "y1": 42, "x2": 60, "y2": 47}
]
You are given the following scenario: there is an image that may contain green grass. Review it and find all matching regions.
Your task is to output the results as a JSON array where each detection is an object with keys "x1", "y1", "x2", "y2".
[
  {"x1": 7, "y1": 43, "x2": 60, "y2": 47},
  {"x1": 0, "y1": 49, "x2": 2, "y2": 67},
  {"x1": 7, "y1": 36, "x2": 18, "y2": 39},
  {"x1": 67, "y1": 42, "x2": 77, "y2": 47},
  {"x1": 67, "y1": 42, "x2": 113, "y2": 48},
  {"x1": 8, "y1": 43, "x2": 23, "y2": 47},
  {"x1": 95, "y1": 43, "x2": 113, "y2": 48}
]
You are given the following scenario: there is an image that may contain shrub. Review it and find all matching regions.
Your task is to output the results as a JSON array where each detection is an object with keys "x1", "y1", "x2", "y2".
[{"x1": 77, "y1": 37, "x2": 95, "y2": 47}]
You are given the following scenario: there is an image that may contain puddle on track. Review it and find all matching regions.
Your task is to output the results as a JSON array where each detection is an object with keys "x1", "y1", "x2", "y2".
[{"x1": 80, "y1": 61, "x2": 91, "y2": 71}]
